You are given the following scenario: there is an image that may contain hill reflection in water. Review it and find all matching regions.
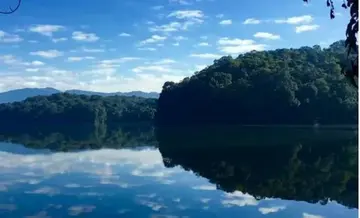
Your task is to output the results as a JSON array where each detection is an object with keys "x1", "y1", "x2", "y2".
[{"x1": 0, "y1": 124, "x2": 357, "y2": 217}]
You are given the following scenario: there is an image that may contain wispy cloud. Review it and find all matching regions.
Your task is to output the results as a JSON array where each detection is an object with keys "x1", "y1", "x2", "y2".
[
  {"x1": 275, "y1": 15, "x2": 313, "y2": 24},
  {"x1": 67, "y1": 56, "x2": 95, "y2": 62},
  {"x1": 68, "y1": 205, "x2": 96, "y2": 216},
  {"x1": 30, "y1": 50, "x2": 63, "y2": 58},
  {"x1": 149, "y1": 22, "x2": 182, "y2": 33},
  {"x1": 152, "y1": 59, "x2": 176, "y2": 65},
  {"x1": 216, "y1": 14, "x2": 224, "y2": 19},
  {"x1": 222, "y1": 191, "x2": 258, "y2": 207},
  {"x1": 254, "y1": 32, "x2": 280, "y2": 40},
  {"x1": 138, "y1": 47, "x2": 157, "y2": 51},
  {"x1": 192, "y1": 185, "x2": 217, "y2": 190},
  {"x1": 259, "y1": 206, "x2": 286, "y2": 214},
  {"x1": 139, "y1": 35, "x2": 167, "y2": 45},
  {"x1": 28, "y1": 24, "x2": 65, "y2": 36},
  {"x1": 190, "y1": 53, "x2": 222, "y2": 59},
  {"x1": 151, "y1": 5, "x2": 164, "y2": 10},
  {"x1": 217, "y1": 37, "x2": 266, "y2": 54},
  {"x1": 174, "y1": 36, "x2": 188, "y2": 41},
  {"x1": 243, "y1": 18, "x2": 261, "y2": 24},
  {"x1": 219, "y1": 19, "x2": 232, "y2": 25},
  {"x1": 0, "y1": 31, "x2": 22, "y2": 43},
  {"x1": 72, "y1": 31, "x2": 99, "y2": 42},
  {"x1": 170, "y1": 0, "x2": 192, "y2": 5},
  {"x1": 303, "y1": 213, "x2": 324, "y2": 218},
  {"x1": 119, "y1": 32, "x2": 131, "y2": 37},
  {"x1": 52, "y1": 37, "x2": 68, "y2": 43},
  {"x1": 82, "y1": 48, "x2": 105, "y2": 53},
  {"x1": 197, "y1": 42, "x2": 210, "y2": 47},
  {"x1": 168, "y1": 10, "x2": 204, "y2": 20},
  {"x1": 295, "y1": 24, "x2": 319, "y2": 33}
]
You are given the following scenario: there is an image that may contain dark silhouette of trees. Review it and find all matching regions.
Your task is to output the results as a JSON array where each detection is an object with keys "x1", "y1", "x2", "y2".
[
  {"x1": 157, "y1": 126, "x2": 358, "y2": 208},
  {"x1": 156, "y1": 41, "x2": 358, "y2": 125},
  {"x1": 0, "y1": 93, "x2": 157, "y2": 125}
]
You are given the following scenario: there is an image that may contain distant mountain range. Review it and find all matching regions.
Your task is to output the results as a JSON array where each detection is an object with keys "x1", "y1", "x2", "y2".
[{"x1": 0, "y1": 88, "x2": 159, "y2": 104}]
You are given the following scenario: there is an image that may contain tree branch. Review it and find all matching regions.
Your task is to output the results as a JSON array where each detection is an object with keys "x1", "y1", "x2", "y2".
[{"x1": 0, "y1": 0, "x2": 22, "y2": 14}]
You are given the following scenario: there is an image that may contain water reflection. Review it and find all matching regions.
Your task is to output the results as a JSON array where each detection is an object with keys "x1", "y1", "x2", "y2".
[
  {"x1": 0, "y1": 124, "x2": 357, "y2": 218},
  {"x1": 157, "y1": 126, "x2": 358, "y2": 209}
]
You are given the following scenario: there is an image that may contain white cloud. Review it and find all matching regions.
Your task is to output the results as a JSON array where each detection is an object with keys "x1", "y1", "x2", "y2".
[
  {"x1": 138, "y1": 47, "x2": 157, "y2": 51},
  {"x1": 174, "y1": 36, "x2": 188, "y2": 41},
  {"x1": 153, "y1": 59, "x2": 176, "y2": 64},
  {"x1": 30, "y1": 50, "x2": 63, "y2": 58},
  {"x1": 119, "y1": 32, "x2": 131, "y2": 37},
  {"x1": 173, "y1": 42, "x2": 180, "y2": 46},
  {"x1": 254, "y1": 32, "x2": 280, "y2": 40},
  {"x1": 222, "y1": 191, "x2": 258, "y2": 207},
  {"x1": 170, "y1": 0, "x2": 192, "y2": 5},
  {"x1": 219, "y1": 19, "x2": 232, "y2": 25},
  {"x1": 98, "y1": 57, "x2": 140, "y2": 66},
  {"x1": 192, "y1": 185, "x2": 217, "y2": 190},
  {"x1": 30, "y1": 61, "x2": 45, "y2": 66},
  {"x1": 67, "y1": 56, "x2": 95, "y2": 62},
  {"x1": 152, "y1": 5, "x2": 164, "y2": 10},
  {"x1": 216, "y1": 14, "x2": 224, "y2": 18},
  {"x1": 168, "y1": 10, "x2": 204, "y2": 20},
  {"x1": 26, "y1": 187, "x2": 60, "y2": 196},
  {"x1": 190, "y1": 53, "x2": 222, "y2": 59},
  {"x1": 200, "y1": 198, "x2": 211, "y2": 203},
  {"x1": 82, "y1": 48, "x2": 105, "y2": 53},
  {"x1": 217, "y1": 37, "x2": 266, "y2": 54},
  {"x1": 68, "y1": 205, "x2": 96, "y2": 216},
  {"x1": 29, "y1": 24, "x2": 64, "y2": 36},
  {"x1": 131, "y1": 169, "x2": 176, "y2": 177},
  {"x1": 259, "y1": 206, "x2": 286, "y2": 214},
  {"x1": 218, "y1": 38, "x2": 255, "y2": 46},
  {"x1": 222, "y1": 199, "x2": 257, "y2": 207},
  {"x1": 132, "y1": 65, "x2": 175, "y2": 73},
  {"x1": 303, "y1": 213, "x2": 324, "y2": 218},
  {"x1": 275, "y1": 15, "x2": 313, "y2": 24},
  {"x1": 139, "y1": 35, "x2": 167, "y2": 45},
  {"x1": 72, "y1": 31, "x2": 99, "y2": 42},
  {"x1": 52, "y1": 37, "x2": 67, "y2": 43},
  {"x1": 0, "y1": 31, "x2": 23, "y2": 43},
  {"x1": 295, "y1": 24, "x2": 319, "y2": 33},
  {"x1": 195, "y1": 65, "x2": 207, "y2": 71},
  {"x1": 26, "y1": 68, "x2": 40, "y2": 72},
  {"x1": 197, "y1": 42, "x2": 210, "y2": 46},
  {"x1": 243, "y1": 18, "x2": 261, "y2": 24},
  {"x1": 149, "y1": 22, "x2": 182, "y2": 33},
  {"x1": 137, "y1": 200, "x2": 165, "y2": 211}
]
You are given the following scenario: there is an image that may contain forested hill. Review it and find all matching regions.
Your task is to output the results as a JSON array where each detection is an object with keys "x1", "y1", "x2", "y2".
[
  {"x1": 156, "y1": 40, "x2": 358, "y2": 125},
  {"x1": 0, "y1": 93, "x2": 157, "y2": 125}
]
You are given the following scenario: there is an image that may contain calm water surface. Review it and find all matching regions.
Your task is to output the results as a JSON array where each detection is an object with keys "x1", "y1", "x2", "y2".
[{"x1": 0, "y1": 125, "x2": 357, "y2": 218}]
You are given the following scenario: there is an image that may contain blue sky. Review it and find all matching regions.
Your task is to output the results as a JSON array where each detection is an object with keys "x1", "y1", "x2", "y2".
[{"x1": 0, "y1": 0, "x2": 350, "y2": 92}]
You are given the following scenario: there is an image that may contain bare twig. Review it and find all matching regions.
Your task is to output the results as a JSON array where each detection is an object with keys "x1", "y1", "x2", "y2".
[{"x1": 0, "y1": 0, "x2": 22, "y2": 14}]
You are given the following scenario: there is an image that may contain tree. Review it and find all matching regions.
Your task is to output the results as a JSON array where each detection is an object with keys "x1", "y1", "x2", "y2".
[
  {"x1": 304, "y1": 0, "x2": 358, "y2": 88},
  {"x1": 0, "y1": 0, "x2": 21, "y2": 14}
]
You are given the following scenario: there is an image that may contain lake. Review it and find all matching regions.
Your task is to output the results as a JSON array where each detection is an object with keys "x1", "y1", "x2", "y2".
[{"x1": 0, "y1": 124, "x2": 357, "y2": 218}]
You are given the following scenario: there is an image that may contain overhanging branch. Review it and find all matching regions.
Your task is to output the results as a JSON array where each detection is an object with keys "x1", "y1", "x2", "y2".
[{"x1": 0, "y1": 0, "x2": 22, "y2": 14}]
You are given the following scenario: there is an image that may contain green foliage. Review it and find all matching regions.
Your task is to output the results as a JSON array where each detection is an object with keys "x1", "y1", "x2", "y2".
[
  {"x1": 156, "y1": 41, "x2": 358, "y2": 125},
  {"x1": 0, "y1": 93, "x2": 157, "y2": 125},
  {"x1": 157, "y1": 125, "x2": 358, "y2": 208}
]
